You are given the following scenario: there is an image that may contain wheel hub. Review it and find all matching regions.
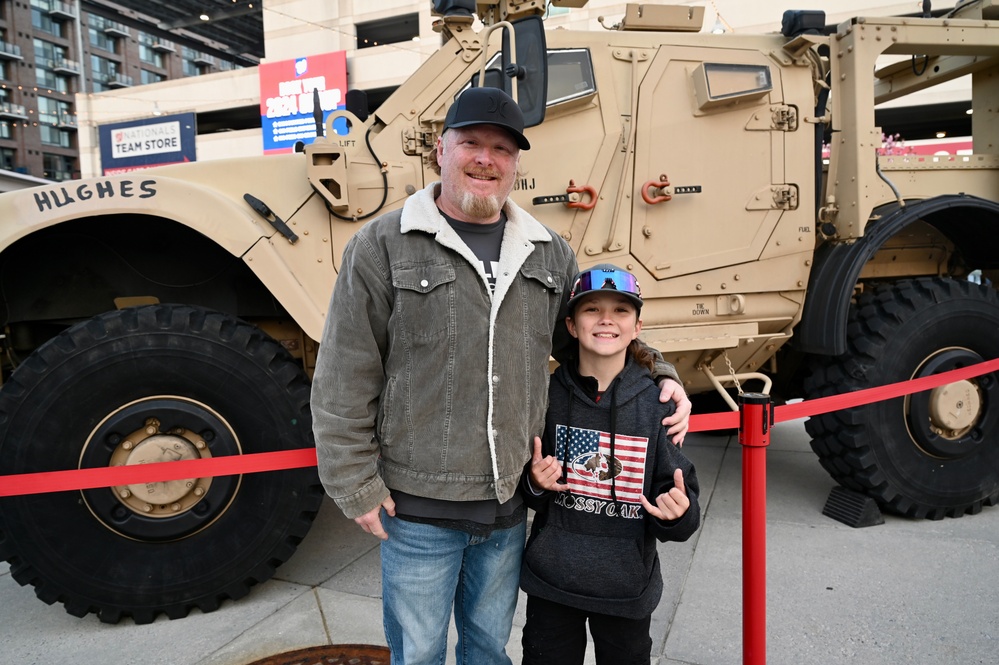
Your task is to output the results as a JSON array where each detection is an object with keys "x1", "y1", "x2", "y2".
[
  {"x1": 110, "y1": 424, "x2": 213, "y2": 517},
  {"x1": 906, "y1": 348, "x2": 992, "y2": 459},
  {"x1": 927, "y1": 379, "x2": 981, "y2": 438}
]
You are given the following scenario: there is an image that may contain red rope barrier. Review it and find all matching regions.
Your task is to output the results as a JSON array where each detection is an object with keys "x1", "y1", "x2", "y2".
[
  {"x1": 689, "y1": 356, "x2": 999, "y2": 433},
  {"x1": 0, "y1": 448, "x2": 317, "y2": 498},
  {"x1": 0, "y1": 358, "x2": 996, "y2": 498}
]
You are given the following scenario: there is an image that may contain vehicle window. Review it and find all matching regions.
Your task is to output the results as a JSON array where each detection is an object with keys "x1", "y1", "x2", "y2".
[
  {"x1": 546, "y1": 48, "x2": 595, "y2": 105},
  {"x1": 472, "y1": 47, "x2": 594, "y2": 109}
]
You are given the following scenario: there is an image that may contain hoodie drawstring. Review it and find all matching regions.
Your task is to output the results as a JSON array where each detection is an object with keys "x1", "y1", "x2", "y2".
[
  {"x1": 608, "y1": 378, "x2": 619, "y2": 508},
  {"x1": 561, "y1": 386, "x2": 575, "y2": 483},
  {"x1": 561, "y1": 377, "x2": 620, "y2": 508}
]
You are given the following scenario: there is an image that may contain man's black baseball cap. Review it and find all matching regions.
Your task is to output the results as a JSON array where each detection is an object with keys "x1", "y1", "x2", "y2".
[{"x1": 443, "y1": 86, "x2": 531, "y2": 150}]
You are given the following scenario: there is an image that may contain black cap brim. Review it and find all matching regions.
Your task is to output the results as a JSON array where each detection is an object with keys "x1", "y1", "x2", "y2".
[{"x1": 446, "y1": 120, "x2": 530, "y2": 150}]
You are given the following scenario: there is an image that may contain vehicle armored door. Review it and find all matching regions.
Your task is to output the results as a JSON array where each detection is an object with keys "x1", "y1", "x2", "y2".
[{"x1": 631, "y1": 47, "x2": 788, "y2": 280}]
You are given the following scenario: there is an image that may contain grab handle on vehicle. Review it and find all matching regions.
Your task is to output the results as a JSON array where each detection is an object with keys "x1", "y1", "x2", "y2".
[{"x1": 243, "y1": 193, "x2": 299, "y2": 244}]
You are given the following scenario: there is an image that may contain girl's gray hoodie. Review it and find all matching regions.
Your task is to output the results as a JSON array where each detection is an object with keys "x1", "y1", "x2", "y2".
[{"x1": 519, "y1": 356, "x2": 700, "y2": 619}]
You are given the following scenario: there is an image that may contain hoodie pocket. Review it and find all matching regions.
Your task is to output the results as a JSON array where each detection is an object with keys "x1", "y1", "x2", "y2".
[{"x1": 524, "y1": 524, "x2": 649, "y2": 600}]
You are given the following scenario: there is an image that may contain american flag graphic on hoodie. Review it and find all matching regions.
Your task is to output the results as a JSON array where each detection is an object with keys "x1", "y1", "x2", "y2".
[{"x1": 555, "y1": 424, "x2": 649, "y2": 504}]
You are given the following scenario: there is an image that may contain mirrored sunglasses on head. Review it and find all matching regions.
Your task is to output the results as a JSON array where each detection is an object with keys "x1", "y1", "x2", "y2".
[{"x1": 570, "y1": 268, "x2": 642, "y2": 300}]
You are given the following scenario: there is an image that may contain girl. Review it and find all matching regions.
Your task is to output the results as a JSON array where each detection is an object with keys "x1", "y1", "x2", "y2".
[{"x1": 520, "y1": 264, "x2": 700, "y2": 665}]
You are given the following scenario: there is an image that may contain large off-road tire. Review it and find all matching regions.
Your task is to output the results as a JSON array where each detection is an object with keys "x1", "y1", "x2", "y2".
[
  {"x1": 0, "y1": 305, "x2": 323, "y2": 623},
  {"x1": 803, "y1": 277, "x2": 999, "y2": 519}
]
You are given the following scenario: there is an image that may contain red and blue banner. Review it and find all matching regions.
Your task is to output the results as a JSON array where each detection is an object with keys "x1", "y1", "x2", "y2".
[{"x1": 258, "y1": 51, "x2": 347, "y2": 154}]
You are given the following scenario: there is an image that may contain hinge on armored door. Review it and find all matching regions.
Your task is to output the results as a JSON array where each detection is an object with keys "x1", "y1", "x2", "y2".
[
  {"x1": 773, "y1": 184, "x2": 798, "y2": 210},
  {"x1": 772, "y1": 105, "x2": 798, "y2": 131},
  {"x1": 403, "y1": 127, "x2": 436, "y2": 155}
]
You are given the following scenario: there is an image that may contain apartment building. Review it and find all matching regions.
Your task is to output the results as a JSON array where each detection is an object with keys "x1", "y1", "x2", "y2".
[{"x1": 0, "y1": 0, "x2": 259, "y2": 186}]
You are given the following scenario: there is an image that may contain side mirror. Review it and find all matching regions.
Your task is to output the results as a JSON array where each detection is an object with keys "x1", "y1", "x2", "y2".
[
  {"x1": 513, "y1": 16, "x2": 547, "y2": 128},
  {"x1": 346, "y1": 89, "x2": 369, "y2": 122},
  {"x1": 472, "y1": 16, "x2": 548, "y2": 128}
]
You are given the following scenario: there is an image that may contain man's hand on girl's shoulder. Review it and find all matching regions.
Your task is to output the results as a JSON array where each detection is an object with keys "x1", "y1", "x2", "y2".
[{"x1": 657, "y1": 378, "x2": 691, "y2": 446}]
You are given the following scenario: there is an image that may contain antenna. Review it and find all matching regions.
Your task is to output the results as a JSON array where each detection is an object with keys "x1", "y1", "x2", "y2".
[{"x1": 313, "y1": 88, "x2": 324, "y2": 137}]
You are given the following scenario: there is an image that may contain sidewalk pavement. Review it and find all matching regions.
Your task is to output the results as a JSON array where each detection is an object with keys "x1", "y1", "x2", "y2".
[{"x1": 2, "y1": 418, "x2": 998, "y2": 664}]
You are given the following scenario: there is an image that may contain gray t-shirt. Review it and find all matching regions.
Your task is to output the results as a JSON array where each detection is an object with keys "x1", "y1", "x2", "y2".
[{"x1": 442, "y1": 210, "x2": 505, "y2": 293}]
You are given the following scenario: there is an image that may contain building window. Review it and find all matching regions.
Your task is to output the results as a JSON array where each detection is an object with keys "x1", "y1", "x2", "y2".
[
  {"x1": 89, "y1": 26, "x2": 117, "y2": 53},
  {"x1": 31, "y1": 7, "x2": 63, "y2": 38},
  {"x1": 40, "y1": 125, "x2": 72, "y2": 147},
  {"x1": 0, "y1": 147, "x2": 16, "y2": 171},
  {"x1": 140, "y1": 69, "x2": 165, "y2": 85},
  {"x1": 138, "y1": 33, "x2": 165, "y2": 67},
  {"x1": 34, "y1": 38, "x2": 67, "y2": 66},
  {"x1": 0, "y1": 120, "x2": 11, "y2": 140},
  {"x1": 87, "y1": 14, "x2": 121, "y2": 53},
  {"x1": 43, "y1": 152, "x2": 74, "y2": 181},
  {"x1": 355, "y1": 13, "x2": 419, "y2": 49},
  {"x1": 181, "y1": 46, "x2": 213, "y2": 77},
  {"x1": 38, "y1": 95, "x2": 71, "y2": 125},
  {"x1": 91, "y1": 54, "x2": 125, "y2": 91},
  {"x1": 36, "y1": 68, "x2": 70, "y2": 93},
  {"x1": 33, "y1": 38, "x2": 72, "y2": 93}
]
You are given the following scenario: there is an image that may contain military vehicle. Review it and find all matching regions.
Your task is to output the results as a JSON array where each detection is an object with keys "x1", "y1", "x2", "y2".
[{"x1": 0, "y1": 0, "x2": 997, "y2": 623}]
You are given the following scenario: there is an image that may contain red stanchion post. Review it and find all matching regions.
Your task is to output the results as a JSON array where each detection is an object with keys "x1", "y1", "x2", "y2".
[{"x1": 738, "y1": 392, "x2": 773, "y2": 665}]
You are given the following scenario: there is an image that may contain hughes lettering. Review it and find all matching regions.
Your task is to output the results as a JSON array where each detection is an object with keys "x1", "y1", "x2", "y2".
[{"x1": 33, "y1": 179, "x2": 157, "y2": 212}]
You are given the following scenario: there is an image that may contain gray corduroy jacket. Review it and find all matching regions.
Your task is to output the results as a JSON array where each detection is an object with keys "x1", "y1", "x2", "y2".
[{"x1": 311, "y1": 182, "x2": 578, "y2": 519}]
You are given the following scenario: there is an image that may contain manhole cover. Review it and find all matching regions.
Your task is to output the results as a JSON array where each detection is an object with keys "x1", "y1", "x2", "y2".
[{"x1": 244, "y1": 644, "x2": 391, "y2": 665}]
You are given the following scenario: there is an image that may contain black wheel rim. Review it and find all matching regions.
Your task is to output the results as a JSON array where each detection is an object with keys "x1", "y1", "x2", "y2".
[{"x1": 80, "y1": 395, "x2": 242, "y2": 542}]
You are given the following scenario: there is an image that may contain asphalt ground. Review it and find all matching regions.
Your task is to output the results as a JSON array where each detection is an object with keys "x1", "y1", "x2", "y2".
[{"x1": 2, "y1": 417, "x2": 998, "y2": 664}]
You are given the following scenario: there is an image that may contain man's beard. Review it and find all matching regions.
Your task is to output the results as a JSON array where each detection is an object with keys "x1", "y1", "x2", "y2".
[{"x1": 460, "y1": 192, "x2": 502, "y2": 219}]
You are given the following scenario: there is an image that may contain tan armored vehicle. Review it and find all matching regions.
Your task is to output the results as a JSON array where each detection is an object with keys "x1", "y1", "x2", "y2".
[{"x1": 0, "y1": 0, "x2": 997, "y2": 622}]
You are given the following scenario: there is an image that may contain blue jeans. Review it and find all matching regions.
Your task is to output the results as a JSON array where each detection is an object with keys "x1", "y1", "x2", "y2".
[{"x1": 381, "y1": 515, "x2": 526, "y2": 665}]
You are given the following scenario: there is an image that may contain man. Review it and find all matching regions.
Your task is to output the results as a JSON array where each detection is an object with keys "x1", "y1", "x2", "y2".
[{"x1": 311, "y1": 86, "x2": 690, "y2": 665}]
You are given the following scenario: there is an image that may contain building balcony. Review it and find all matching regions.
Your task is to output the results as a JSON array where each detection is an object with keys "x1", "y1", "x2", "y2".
[
  {"x1": 152, "y1": 38, "x2": 176, "y2": 53},
  {"x1": 103, "y1": 21, "x2": 131, "y2": 37},
  {"x1": 57, "y1": 113, "x2": 77, "y2": 129},
  {"x1": 0, "y1": 102, "x2": 28, "y2": 120},
  {"x1": 192, "y1": 53, "x2": 217, "y2": 67},
  {"x1": 51, "y1": 58, "x2": 81, "y2": 75},
  {"x1": 104, "y1": 73, "x2": 133, "y2": 88},
  {"x1": 45, "y1": 170, "x2": 74, "y2": 182},
  {"x1": 48, "y1": 1, "x2": 76, "y2": 20},
  {"x1": 0, "y1": 41, "x2": 23, "y2": 61}
]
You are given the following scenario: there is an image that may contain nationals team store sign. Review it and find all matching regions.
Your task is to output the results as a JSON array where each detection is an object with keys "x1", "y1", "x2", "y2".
[
  {"x1": 258, "y1": 51, "x2": 347, "y2": 154},
  {"x1": 98, "y1": 112, "x2": 197, "y2": 175}
]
